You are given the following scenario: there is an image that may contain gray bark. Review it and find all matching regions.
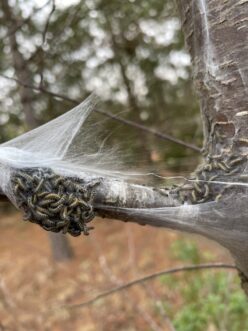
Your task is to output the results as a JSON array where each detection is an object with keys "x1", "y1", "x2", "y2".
[
  {"x1": 177, "y1": 0, "x2": 248, "y2": 156},
  {"x1": 176, "y1": 0, "x2": 248, "y2": 292}
]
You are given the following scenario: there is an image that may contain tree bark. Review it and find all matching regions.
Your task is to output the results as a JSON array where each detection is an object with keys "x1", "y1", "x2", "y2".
[
  {"x1": 176, "y1": 0, "x2": 248, "y2": 292},
  {"x1": 177, "y1": 0, "x2": 248, "y2": 156}
]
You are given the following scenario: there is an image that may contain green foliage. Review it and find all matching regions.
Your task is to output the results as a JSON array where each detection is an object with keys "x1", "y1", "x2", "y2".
[
  {"x1": 170, "y1": 238, "x2": 203, "y2": 264},
  {"x1": 160, "y1": 239, "x2": 248, "y2": 331}
]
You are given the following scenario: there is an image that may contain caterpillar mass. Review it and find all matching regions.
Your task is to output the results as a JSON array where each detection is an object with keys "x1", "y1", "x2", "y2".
[{"x1": 12, "y1": 167, "x2": 100, "y2": 236}]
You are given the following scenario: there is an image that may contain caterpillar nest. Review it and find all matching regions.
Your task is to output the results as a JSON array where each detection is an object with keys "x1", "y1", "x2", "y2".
[{"x1": 11, "y1": 167, "x2": 100, "y2": 236}]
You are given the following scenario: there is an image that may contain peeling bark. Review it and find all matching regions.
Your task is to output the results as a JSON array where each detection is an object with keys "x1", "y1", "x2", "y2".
[
  {"x1": 177, "y1": 0, "x2": 248, "y2": 156},
  {"x1": 177, "y1": 0, "x2": 248, "y2": 292}
]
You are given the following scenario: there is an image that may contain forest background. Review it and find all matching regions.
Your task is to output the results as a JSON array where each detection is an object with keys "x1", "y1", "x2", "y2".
[{"x1": 0, "y1": 0, "x2": 246, "y2": 330}]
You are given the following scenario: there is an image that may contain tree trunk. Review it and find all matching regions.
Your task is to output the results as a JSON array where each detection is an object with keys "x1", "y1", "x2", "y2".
[
  {"x1": 176, "y1": 0, "x2": 248, "y2": 291},
  {"x1": 1, "y1": 0, "x2": 74, "y2": 262}
]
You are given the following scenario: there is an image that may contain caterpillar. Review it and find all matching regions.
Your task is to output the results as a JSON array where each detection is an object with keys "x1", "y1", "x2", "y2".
[{"x1": 11, "y1": 167, "x2": 98, "y2": 237}]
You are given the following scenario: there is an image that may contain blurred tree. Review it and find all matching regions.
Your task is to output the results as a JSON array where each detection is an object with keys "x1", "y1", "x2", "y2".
[
  {"x1": 0, "y1": 0, "x2": 74, "y2": 262},
  {"x1": 0, "y1": 0, "x2": 201, "y2": 171},
  {"x1": 0, "y1": 0, "x2": 202, "y2": 260},
  {"x1": 0, "y1": 0, "x2": 247, "y2": 303},
  {"x1": 0, "y1": 0, "x2": 201, "y2": 259}
]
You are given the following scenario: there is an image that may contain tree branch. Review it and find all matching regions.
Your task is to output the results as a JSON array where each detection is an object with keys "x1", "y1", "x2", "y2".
[
  {"x1": 1, "y1": 0, "x2": 74, "y2": 261},
  {"x1": 92, "y1": 238, "x2": 174, "y2": 331},
  {"x1": 1, "y1": 0, "x2": 37, "y2": 129},
  {"x1": 65, "y1": 263, "x2": 236, "y2": 309},
  {"x1": 93, "y1": 177, "x2": 186, "y2": 230},
  {"x1": 41, "y1": 0, "x2": 56, "y2": 45},
  {"x1": 0, "y1": 74, "x2": 201, "y2": 153},
  {"x1": 1, "y1": 0, "x2": 51, "y2": 40}
]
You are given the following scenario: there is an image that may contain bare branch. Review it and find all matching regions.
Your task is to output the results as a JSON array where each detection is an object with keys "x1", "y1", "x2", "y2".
[
  {"x1": 41, "y1": 0, "x2": 56, "y2": 45},
  {"x1": 1, "y1": 0, "x2": 38, "y2": 129},
  {"x1": 92, "y1": 238, "x2": 170, "y2": 331},
  {"x1": 96, "y1": 108, "x2": 201, "y2": 152},
  {"x1": 1, "y1": 0, "x2": 51, "y2": 40},
  {"x1": 65, "y1": 263, "x2": 236, "y2": 309},
  {"x1": 124, "y1": 228, "x2": 176, "y2": 331},
  {"x1": 0, "y1": 74, "x2": 201, "y2": 153}
]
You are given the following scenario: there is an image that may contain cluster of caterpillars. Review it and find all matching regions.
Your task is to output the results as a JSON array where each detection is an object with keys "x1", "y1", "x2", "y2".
[
  {"x1": 178, "y1": 154, "x2": 247, "y2": 204},
  {"x1": 11, "y1": 167, "x2": 100, "y2": 236}
]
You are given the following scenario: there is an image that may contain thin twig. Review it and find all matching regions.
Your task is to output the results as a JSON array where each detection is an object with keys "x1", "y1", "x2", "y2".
[
  {"x1": 39, "y1": 0, "x2": 56, "y2": 87},
  {"x1": 125, "y1": 227, "x2": 176, "y2": 331},
  {"x1": 41, "y1": 0, "x2": 56, "y2": 44},
  {"x1": 0, "y1": 74, "x2": 201, "y2": 153},
  {"x1": 91, "y1": 238, "x2": 165, "y2": 331},
  {"x1": 2, "y1": 0, "x2": 51, "y2": 40},
  {"x1": 95, "y1": 109, "x2": 201, "y2": 152},
  {"x1": 65, "y1": 263, "x2": 236, "y2": 310}
]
